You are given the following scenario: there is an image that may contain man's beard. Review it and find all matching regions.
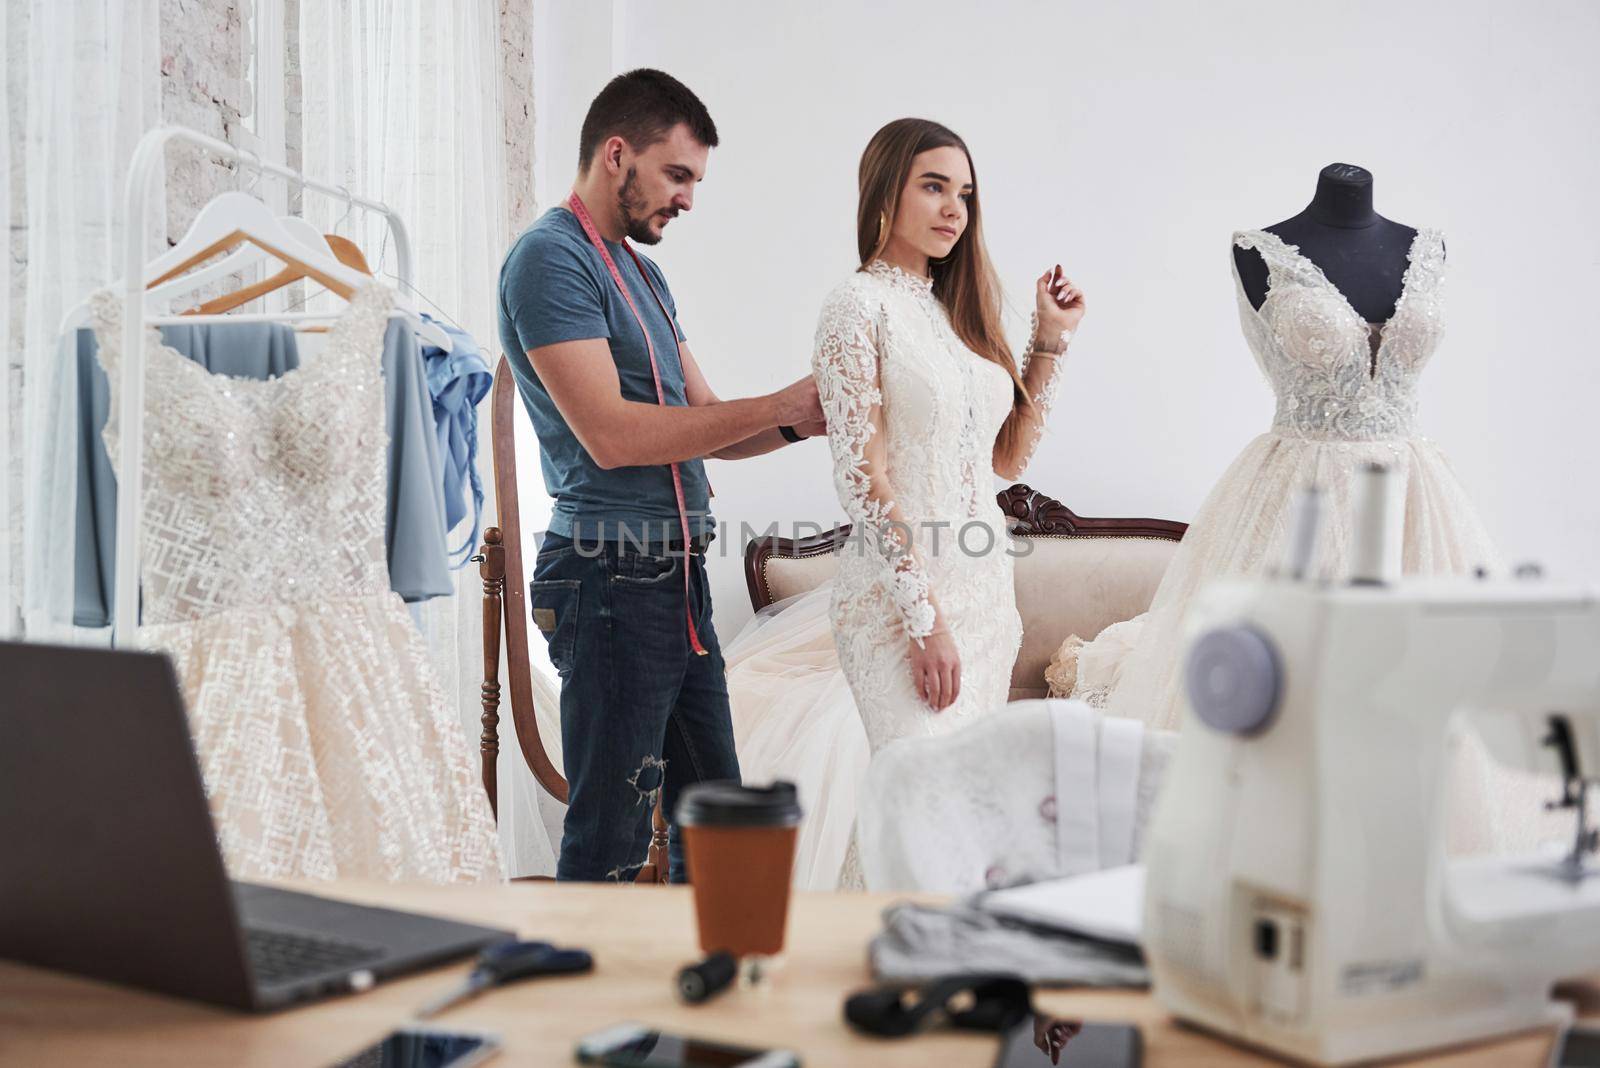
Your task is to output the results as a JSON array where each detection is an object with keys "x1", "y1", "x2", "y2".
[{"x1": 618, "y1": 167, "x2": 667, "y2": 245}]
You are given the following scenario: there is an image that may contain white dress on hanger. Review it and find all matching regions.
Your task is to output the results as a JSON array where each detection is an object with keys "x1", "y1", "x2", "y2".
[
  {"x1": 728, "y1": 259, "x2": 1065, "y2": 888},
  {"x1": 88, "y1": 283, "x2": 503, "y2": 883}
]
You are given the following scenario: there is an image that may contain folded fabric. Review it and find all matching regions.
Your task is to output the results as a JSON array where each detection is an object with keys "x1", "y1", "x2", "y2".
[
  {"x1": 869, "y1": 896, "x2": 1149, "y2": 988},
  {"x1": 979, "y1": 864, "x2": 1146, "y2": 948},
  {"x1": 373, "y1": 317, "x2": 453, "y2": 602},
  {"x1": 419, "y1": 314, "x2": 492, "y2": 567},
  {"x1": 857, "y1": 699, "x2": 1176, "y2": 893}
]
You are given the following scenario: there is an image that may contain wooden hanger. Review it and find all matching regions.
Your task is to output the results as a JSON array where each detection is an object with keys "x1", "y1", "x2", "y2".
[
  {"x1": 323, "y1": 234, "x2": 374, "y2": 275},
  {"x1": 186, "y1": 218, "x2": 354, "y2": 315},
  {"x1": 56, "y1": 192, "x2": 363, "y2": 335},
  {"x1": 317, "y1": 233, "x2": 453, "y2": 351},
  {"x1": 147, "y1": 194, "x2": 363, "y2": 305}
]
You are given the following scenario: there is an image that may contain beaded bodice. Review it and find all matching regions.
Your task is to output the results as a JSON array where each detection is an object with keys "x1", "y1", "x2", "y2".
[
  {"x1": 1232, "y1": 227, "x2": 1445, "y2": 441},
  {"x1": 88, "y1": 283, "x2": 396, "y2": 625}
]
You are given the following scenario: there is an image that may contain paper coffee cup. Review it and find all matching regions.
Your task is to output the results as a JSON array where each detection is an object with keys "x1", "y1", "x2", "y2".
[{"x1": 676, "y1": 781, "x2": 802, "y2": 958}]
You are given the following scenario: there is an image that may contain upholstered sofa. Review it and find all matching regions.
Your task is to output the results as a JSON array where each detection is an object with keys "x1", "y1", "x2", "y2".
[{"x1": 743, "y1": 484, "x2": 1186, "y2": 698}]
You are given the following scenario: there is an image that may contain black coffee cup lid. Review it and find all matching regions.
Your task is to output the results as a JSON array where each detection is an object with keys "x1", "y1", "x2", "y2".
[{"x1": 675, "y1": 781, "x2": 802, "y2": 828}]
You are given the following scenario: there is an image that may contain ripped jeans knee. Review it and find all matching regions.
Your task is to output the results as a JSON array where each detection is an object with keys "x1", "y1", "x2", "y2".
[
  {"x1": 626, "y1": 753, "x2": 668, "y2": 809},
  {"x1": 602, "y1": 754, "x2": 669, "y2": 882}
]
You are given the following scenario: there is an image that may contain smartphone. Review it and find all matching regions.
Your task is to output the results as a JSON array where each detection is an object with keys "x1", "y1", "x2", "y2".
[
  {"x1": 328, "y1": 1025, "x2": 501, "y2": 1068},
  {"x1": 574, "y1": 1023, "x2": 800, "y2": 1068},
  {"x1": 1558, "y1": 1025, "x2": 1600, "y2": 1067},
  {"x1": 994, "y1": 1014, "x2": 1141, "y2": 1068}
]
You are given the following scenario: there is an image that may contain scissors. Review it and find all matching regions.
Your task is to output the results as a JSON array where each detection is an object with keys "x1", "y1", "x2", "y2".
[{"x1": 414, "y1": 940, "x2": 594, "y2": 1019}]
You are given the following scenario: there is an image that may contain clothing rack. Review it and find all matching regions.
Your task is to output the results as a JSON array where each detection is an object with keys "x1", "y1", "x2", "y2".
[{"x1": 110, "y1": 124, "x2": 418, "y2": 643}]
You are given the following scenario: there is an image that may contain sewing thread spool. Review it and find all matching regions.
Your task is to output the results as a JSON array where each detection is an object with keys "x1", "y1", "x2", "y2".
[
  {"x1": 677, "y1": 950, "x2": 738, "y2": 1004},
  {"x1": 1280, "y1": 485, "x2": 1323, "y2": 581},
  {"x1": 1350, "y1": 463, "x2": 1397, "y2": 586}
]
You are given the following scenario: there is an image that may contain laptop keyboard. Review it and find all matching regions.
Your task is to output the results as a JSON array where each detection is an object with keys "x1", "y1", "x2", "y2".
[{"x1": 245, "y1": 926, "x2": 383, "y2": 984}]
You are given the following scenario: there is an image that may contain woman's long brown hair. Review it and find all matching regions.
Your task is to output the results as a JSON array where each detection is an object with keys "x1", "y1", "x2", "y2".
[{"x1": 856, "y1": 118, "x2": 1033, "y2": 463}]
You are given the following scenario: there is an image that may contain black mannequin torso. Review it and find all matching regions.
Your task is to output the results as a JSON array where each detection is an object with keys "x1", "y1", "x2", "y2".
[{"x1": 1233, "y1": 163, "x2": 1432, "y2": 324}]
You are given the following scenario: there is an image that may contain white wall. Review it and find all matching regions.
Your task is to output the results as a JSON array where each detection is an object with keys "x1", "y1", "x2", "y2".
[{"x1": 532, "y1": 0, "x2": 1600, "y2": 638}]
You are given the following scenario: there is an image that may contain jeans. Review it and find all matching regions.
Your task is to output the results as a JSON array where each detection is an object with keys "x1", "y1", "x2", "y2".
[{"x1": 529, "y1": 531, "x2": 740, "y2": 882}]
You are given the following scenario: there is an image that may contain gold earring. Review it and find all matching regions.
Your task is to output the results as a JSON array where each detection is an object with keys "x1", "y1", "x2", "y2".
[{"x1": 877, "y1": 210, "x2": 889, "y2": 246}]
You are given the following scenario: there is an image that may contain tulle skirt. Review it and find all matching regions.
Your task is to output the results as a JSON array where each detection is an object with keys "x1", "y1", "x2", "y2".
[
  {"x1": 1072, "y1": 431, "x2": 1500, "y2": 733},
  {"x1": 1067, "y1": 430, "x2": 1563, "y2": 854},
  {"x1": 724, "y1": 585, "x2": 867, "y2": 891}
]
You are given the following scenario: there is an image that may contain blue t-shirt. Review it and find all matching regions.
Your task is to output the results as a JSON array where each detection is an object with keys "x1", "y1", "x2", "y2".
[{"x1": 497, "y1": 205, "x2": 712, "y2": 542}]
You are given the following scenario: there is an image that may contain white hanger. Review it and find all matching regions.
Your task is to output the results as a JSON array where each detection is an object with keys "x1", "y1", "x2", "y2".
[
  {"x1": 56, "y1": 193, "x2": 361, "y2": 332},
  {"x1": 409, "y1": 308, "x2": 454, "y2": 353},
  {"x1": 149, "y1": 153, "x2": 331, "y2": 315},
  {"x1": 57, "y1": 245, "x2": 274, "y2": 333},
  {"x1": 136, "y1": 215, "x2": 329, "y2": 317},
  {"x1": 59, "y1": 193, "x2": 453, "y2": 352},
  {"x1": 142, "y1": 190, "x2": 371, "y2": 299},
  {"x1": 279, "y1": 215, "x2": 335, "y2": 258}
]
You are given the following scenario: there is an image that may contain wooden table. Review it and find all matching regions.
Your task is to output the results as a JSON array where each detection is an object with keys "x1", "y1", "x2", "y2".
[{"x1": 0, "y1": 880, "x2": 1567, "y2": 1066}]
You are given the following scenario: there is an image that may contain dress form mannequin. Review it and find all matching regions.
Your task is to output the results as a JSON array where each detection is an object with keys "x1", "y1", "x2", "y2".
[{"x1": 1234, "y1": 163, "x2": 1436, "y2": 325}]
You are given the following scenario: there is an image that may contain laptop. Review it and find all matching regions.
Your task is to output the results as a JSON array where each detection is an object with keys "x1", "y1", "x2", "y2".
[{"x1": 0, "y1": 641, "x2": 514, "y2": 1011}]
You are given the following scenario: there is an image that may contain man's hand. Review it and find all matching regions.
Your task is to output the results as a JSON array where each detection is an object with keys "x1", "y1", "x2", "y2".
[
  {"x1": 790, "y1": 414, "x2": 827, "y2": 439},
  {"x1": 774, "y1": 374, "x2": 823, "y2": 427}
]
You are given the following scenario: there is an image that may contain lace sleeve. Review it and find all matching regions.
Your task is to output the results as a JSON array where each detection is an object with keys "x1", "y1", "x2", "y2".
[
  {"x1": 1002, "y1": 310, "x2": 1070, "y2": 478},
  {"x1": 812, "y1": 280, "x2": 938, "y2": 644}
]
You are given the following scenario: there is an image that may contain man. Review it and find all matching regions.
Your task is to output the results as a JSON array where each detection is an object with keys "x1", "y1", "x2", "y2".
[{"x1": 497, "y1": 69, "x2": 824, "y2": 882}]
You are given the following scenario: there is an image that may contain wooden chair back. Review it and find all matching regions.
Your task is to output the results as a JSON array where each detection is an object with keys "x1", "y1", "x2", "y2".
[{"x1": 478, "y1": 356, "x2": 670, "y2": 882}]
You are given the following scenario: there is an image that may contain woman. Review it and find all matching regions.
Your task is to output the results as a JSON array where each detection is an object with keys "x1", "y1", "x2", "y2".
[{"x1": 727, "y1": 118, "x2": 1084, "y2": 888}]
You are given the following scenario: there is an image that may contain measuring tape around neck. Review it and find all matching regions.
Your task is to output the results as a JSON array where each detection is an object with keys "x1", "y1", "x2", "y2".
[{"x1": 567, "y1": 192, "x2": 707, "y2": 656}]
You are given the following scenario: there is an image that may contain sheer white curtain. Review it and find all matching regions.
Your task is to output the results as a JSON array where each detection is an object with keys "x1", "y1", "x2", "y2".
[
  {"x1": 10, "y1": 0, "x2": 162, "y2": 641},
  {"x1": 2, "y1": 2, "x2": 14, "y2": 637},
  {"x1": 299, "y1": 0, "x2": 562, "y2": 876}
]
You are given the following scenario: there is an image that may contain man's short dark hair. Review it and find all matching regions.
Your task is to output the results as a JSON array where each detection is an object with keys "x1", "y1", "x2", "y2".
[{"x1": 578, "y1": 68, "x2": 719, "y2": 174}]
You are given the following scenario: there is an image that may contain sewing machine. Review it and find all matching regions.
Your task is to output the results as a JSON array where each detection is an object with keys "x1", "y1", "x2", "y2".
[{"x1": 1141, "y1": 468, "x2": 1600, "y2": 1064}]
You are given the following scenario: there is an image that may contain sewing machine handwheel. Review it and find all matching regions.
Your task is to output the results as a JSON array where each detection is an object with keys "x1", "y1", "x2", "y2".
[{"x1": 1185, "y1": 625, "x2": 1282, "y2": 735}]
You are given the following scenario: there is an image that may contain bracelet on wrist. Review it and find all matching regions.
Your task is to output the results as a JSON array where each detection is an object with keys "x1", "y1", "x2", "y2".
[{"x1": 778, "y1": 424, "x2": 807, "y2": 443}]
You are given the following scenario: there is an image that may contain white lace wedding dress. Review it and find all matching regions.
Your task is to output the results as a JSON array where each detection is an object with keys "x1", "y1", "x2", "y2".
[
  {"x1": 88, "y1": 283, "x2": 503, "y2": 883},
  {"x1": 727, "y1": 259, "x2": 1065, "y2": 889},
  {"x1": 1061, "y1": 229, "x2": 1557, "y2": 853},
  {"x1": 1064, "y1": 228, "x2": 1496, "y2": 724}
]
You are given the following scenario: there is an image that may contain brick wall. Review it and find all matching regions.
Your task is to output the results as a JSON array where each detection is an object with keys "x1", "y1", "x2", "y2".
[
  {"x1": 160, "y1": 0, "x2": 249, "y2": 241},
  {"x1": 500, "y1": 0, "x2": 536, "y2": 235}
]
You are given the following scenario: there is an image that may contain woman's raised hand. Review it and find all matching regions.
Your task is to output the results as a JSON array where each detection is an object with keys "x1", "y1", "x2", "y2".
[{"x1": 1034, "y1": 264, "x2": 1085, "y2": 348}]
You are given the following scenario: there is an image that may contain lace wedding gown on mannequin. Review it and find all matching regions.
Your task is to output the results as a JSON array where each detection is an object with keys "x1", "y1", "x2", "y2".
[
  {"x1": 1062, "y1": 228, "x2": 1496, "y2": 725},
  {"x1": 728, "y1": 259, "x2": 1064, "y2": 889},
  {"x1": 1058, "y1": 230, "x2": 1557, "y2": 853},
  {"x1": 89, "y1": 283, "x2": 503, "y2": 883}
]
